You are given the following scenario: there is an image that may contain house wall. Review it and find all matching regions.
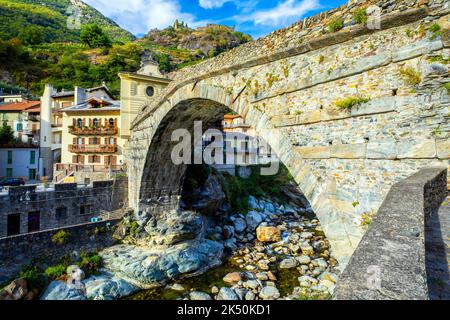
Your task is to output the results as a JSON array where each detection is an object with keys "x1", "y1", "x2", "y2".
[{"x1": 0, "y1": 148, "x2": 41, "y2": 181}]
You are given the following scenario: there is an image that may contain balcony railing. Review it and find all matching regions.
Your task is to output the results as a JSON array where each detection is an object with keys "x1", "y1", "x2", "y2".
[
  {"x1": 69, "y1": 144, "x2": 117, "y2": 153},
  {"x1": 55, "y1": 163, "x2": 124, "y2": 173},
  {"x1": 69, "y1": 126, "x2": 118, "y2": 136}
]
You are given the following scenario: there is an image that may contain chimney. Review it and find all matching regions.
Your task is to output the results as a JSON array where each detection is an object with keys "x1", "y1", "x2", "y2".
[{"x1": 74, "y1": 86, "x2": 86, "y2": 105}]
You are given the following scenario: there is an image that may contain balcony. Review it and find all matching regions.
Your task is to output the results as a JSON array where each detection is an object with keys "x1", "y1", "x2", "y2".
[
  {"x1": 69, "y1": 144, "x2": 117, "y2": 153},
  {"x1": 69, "y1": 126, "x2": 118, "y2": 136}
]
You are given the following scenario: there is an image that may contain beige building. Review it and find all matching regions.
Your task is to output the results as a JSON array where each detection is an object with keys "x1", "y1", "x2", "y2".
[{"x1": 118, "y1": 61, "x2": 171, "y2": 140}]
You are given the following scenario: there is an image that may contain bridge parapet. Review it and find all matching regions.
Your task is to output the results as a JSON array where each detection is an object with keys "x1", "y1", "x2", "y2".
[{"x1": 334, "y1": 167, "x2": 448, "y2": 300}]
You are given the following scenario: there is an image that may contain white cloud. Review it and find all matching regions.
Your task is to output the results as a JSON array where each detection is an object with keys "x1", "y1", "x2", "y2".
[
  {"x1": 236, "y1": 0, "x2": 321, "y2": 26},
  {"x1": 84, "y1": 0, "x2": 198, "y2": 35},
  {"x1": 199, "y1": 0, "x2": 233, "y2": 9}
]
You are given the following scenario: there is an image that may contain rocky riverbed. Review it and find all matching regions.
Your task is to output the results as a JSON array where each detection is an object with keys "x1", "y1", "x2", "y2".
[
  {"x1": 125, "y1": 196, "x2": 339, "y2": 300},
  {"x1": 37, "y1": 195, "x2": 338, "y2": 300}
]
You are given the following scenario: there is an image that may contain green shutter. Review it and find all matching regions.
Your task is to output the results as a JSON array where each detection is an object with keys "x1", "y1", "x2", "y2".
[
  {"x1": 7, "y1": 151, "x2": 12, "y2": 164},
  {"x1": 30, "y1": 151, "x2": 35, "y2": 164}
]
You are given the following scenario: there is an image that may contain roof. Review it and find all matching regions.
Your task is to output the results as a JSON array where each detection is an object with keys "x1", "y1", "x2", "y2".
[
  {"x1": 0, "y1": 100, "x2": 40, "y2": 112},
  {"x1": 118, "y1": 72, "x2": 172, "y2": 84},
  {"x1": 63, "y1": 98, "x2": 120, "y2": 113},
  {"x1": 224, "y1": 114, "x2": 242, "y2": 120},
  {"x1": 51, "y1": 91, "x2": 74, "y2": 98}
]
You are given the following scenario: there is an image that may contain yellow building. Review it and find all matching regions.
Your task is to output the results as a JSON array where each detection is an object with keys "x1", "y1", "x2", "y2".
[{"x1": 118, "y1": 61, "x2": 171, "y2": 139}]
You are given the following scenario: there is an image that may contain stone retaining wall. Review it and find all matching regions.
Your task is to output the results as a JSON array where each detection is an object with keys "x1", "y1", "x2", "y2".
[
  {"x1": 0, "y1": 178, "x2": 128, "y2": 238},
  {"x1": 0, "y1": 219, "x2": 121, "y2": 283},
  {"x1": 334, "y1": 167, "x2": 447, "y2": 300}
]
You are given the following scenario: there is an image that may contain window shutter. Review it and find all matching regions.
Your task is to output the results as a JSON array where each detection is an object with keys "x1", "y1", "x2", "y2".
[
  {"x1": 82, "y1": 118, "x2": 86, "y2": 127},
  {"x1": 73, "y1": 137, "x2": 76, "y2": 144},
  {"x1": 72, "y1": 155, "x2": 78, "y2": 163},
  {"x1": 112, "y1": 156, "x2": 117, "y2": 165},
  {"x1": 72, "y1": 118, "x2": 76, "y2": 126},
  {"x1": 114, "y1": 138, "x2": 117, "y2": 145},
  {"x1": 114, "y1": 118, "x2": 117, "y2": 127},
  {"x1": 89, "y1": 118, "x2": 92, "y2": 126},
  {"x1": 82, "y1": 138, "x2": 85, "y2": 144}
]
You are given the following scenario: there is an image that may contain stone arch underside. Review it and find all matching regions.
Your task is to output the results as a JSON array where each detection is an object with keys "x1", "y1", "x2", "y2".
[{"x1": 127, "y1": 5, "x2": 449, "y2": 268}]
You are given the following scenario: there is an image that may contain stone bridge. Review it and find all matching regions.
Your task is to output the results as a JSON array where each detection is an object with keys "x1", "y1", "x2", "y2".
[{"x1": 126, "y1": 0, "x2": 449, "y2": 267}]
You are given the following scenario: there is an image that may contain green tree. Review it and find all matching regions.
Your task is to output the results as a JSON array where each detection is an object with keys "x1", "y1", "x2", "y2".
[
  {"x1": 0, "y1": 125, "x2": 14, "y2": 145},
  {"x1": 18, "y1": 25, "x2": 44, "y2": 45},
  {"x1": 80, "y1": 24, "x2": 112, "y2": 48}
]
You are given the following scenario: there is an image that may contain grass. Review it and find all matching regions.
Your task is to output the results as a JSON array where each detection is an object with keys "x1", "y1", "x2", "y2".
[
  {"x1": 443, "y1": 82, "x2": 450, "y2": 94},
  {"x1": 335, "y1": 96, "x2": 370, "y2": 111},
  {"x1": 429, "y1": 23, "x2": 441, "y2": 40},
  {"x1": 328, "y1": 18, "x2": 344, "y2": 33},
  {"x1": 427, "y1": 55, "x2": 449, "y2": 64},
  {"x1": 51, "y1": 230, "x2": 70, "y2": 245},
  {"x1": 399, "y1": 67, "x2": 422, "y2": 86},
  {"x1": 353, "y1": 9, "x2": 368, "y2": 25}
]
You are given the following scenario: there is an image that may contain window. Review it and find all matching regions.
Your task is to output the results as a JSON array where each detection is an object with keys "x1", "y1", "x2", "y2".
[
  {"x1": 6, "y1": 168, "x2": 12, "y2": 178},
  {"x1": 77, "y1": 118, "x2": 83, "y2": 128},
  {"x1": 130, "y1": 83, "x2": 137, "y2": 96},
  {"x1": 30, "y1": 150, "x2": 35, "y2": 165},
  {"x1": 109, "y1": 118, "x2": 115, "y2": 127},
  {"x1": 93, "y1": 118, "x2": 99, "y2": 128},
  {"x1": 55, "y1": 207, "x2": 68, "y2": 220},
  {"x1": 146, "y1": 86, "x2": 155, "y2": 97},
  {"x1": 16, "y1": 123, "x2": 23, "y2": 132},
  {"x1": 88, "y1": 155, "x2": 101, "y2": 163},
  {"x1": 28, "y1": 169, "x2": 36, "y2": 180},
  {"x1": 7, "y1": 150, "x2": 12, "y2": 164}
]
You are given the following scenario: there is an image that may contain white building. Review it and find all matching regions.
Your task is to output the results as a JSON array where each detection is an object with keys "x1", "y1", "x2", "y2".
[{"x1": 0, "y1": 147, "x2": 42, "y2": 181}]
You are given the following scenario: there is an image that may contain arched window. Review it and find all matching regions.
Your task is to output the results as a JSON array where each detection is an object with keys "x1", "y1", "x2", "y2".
[
  {"x1": 93, "y1": 118, "x2": 99, "y2": 128},
  {"x1": 109, "y1": 118, "x2": 114, "y2": 127},
  {"x1": 146, "y1": 86, "x2": 154, "y2": 97},
  {"x1": 77, "y1": 118, "x2": 82, "y2": 128}
]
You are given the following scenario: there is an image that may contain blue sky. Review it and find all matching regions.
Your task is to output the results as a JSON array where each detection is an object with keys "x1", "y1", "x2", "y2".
[{"x1": 84, "y1": 0, "x2": 347, "y2": 38}]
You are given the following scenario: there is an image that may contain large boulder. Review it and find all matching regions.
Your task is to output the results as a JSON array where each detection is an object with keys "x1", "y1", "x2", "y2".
[
  {"x1": 83, "y1": 274, "x2": 139, "y2": 300},
  {"x1": 101, "y1": 240, "x2": 224, "y2": 288},
  {"x1": 144, "y1": 210, "x2": 203, "y2": 245},
  {"x1": 256, "y1": 226, "x2": 281, "y2": 242},
  {"x1": 40, "y1": 281, "x2": 86, "y2": 300},
  {"x1": 185, "y1": 173, "x2": 226, "y2": 215}
]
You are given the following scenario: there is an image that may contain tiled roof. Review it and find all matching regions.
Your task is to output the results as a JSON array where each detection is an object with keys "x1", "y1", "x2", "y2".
[
  {"x1": 0, "y1": 100, "x2": 40, "y2": 112},
  {"x1": 63, "y1": 99, "x2": 120, "y2": 112}
]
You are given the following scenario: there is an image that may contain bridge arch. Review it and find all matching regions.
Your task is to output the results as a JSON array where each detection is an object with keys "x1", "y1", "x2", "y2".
[{"x1": 126, "y1": 4, "x2": 449, "y2": 267}]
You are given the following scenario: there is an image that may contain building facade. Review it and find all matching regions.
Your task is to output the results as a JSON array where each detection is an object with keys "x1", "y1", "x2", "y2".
[
  {"x1": 40, "y1": 84, "x2": 114, "y2": 179},
  {"x1": 118, "y1": 61, "x2": 171, "y2": 140},
  {"x1": 0, "y1": 147, "x2": 42, "y2": 181},
  {"x1": 0, "y1": 100, "x2": 40, "y2": 145}
]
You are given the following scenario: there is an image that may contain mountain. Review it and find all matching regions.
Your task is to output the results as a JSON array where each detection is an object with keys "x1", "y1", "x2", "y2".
[
  {"x1": 139, "y1": 21, "x2": 252, "y2": 71},
  {"x1": 0, "y1": 0, "x2": 135, "y2": 43}
]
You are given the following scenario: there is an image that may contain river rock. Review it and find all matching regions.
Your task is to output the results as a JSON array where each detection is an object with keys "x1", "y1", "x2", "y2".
[
  {"x1": 223, "y1": 225, "x2": 235, "y2": 239},
  {"x1": 100, "y1": 240, "x2": 224, "y2": 288},
  {"x1": 279, "y1": 258, "x2": 298, "y2": 269},
  {"x1": 296, "y1": 256, "x2": 311, "y2": 265},
  {"x1": 40, "y1": 281, "x2": 86, "y2": 300},
  {"x1": 246, "y1": 211, "x2": 263, "y2": 230},
  {"x1": 259, "y1": 286, "x2": 280, "y2": 300},
  {"x1": 217, "y1": 287, "x2": 239, "y2": 300},
  {"x1": 211, "y1": 286, "x2": 219, "y2": 294},
  {"x1": 300, "y1": 242, "x2": 314, "y2": 256},
  {"x1": 233, "y1": 218, "x2": 247, "y2": 233},
  {"x1": 318, "y1": 272, "x2": 338, "y2": 283},
  {"x1": 256, "y1": 226, "x2": 281, "y2": 242},
  {"x1": 245, "y1": 291, "x2": 256, "y2": 300},
  {"x1": 84, "y1": 274, "x2": 139, "y2": 299},
  {"x1": 244, "y1": 280, "x2": 260, "y2": 290},
  {"x1": 190, "y1": 291, "x2": 212, "y2": 300},
  {"x1": 223, "y1": 272, "x2": 242, "y2": 284},
  {"x1": 248, "y1": 196, "x2": 260, "y2": 209},
  {"x1": 0, "y1": 279, "x2": 28, "y2": 300}
]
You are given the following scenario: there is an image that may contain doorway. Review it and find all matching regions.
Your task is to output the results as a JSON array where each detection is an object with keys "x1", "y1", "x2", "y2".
[
  {"x1": 7, "y1": 214, "x2": 20, "y2": 236},
  {"x1": 27, "y1": 211, "x2": 40, "y2": 233}
]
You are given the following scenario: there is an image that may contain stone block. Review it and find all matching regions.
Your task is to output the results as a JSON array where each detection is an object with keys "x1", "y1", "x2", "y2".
[
  {"x1": 297, "y1": 146, "x2": 331, "y2": 159},
  {"x1": 366, "y1": 140, "x2": 397, "y2": 159},
  {"x1": 397, "y1": 137, "x2": 436, "y2": 159},
  {"x1": 436, "y1": 139, "x2": 450, "y2": 159},
  {"x1": 350, "y1": 97, "x2": 397, "y2": 117},
  {"x1": 331, "y1": 143, "x2": 367, "y2": 159}
]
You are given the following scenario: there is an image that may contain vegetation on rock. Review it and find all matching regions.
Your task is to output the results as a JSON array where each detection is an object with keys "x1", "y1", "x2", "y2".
[
  {"x1": 51, "y1": 230, "x2": 71, "y2": 245},
  {"x1": 328, "y1": 18, "x2": 344, "y2": 33},
  {"x1": 335, "y1": 96, "x2": 370, "y2": 111},
  {"x1": 353, "y1": 9, "x2": 368, "y2": 25},
  {"x1": 399, "y1": 66, "x2": 422, "y2": 86}
]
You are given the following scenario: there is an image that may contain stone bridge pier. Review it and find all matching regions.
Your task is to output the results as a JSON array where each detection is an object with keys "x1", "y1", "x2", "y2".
[{"x1": 126, "y1": 1, "x2": 449, "y2": 267}]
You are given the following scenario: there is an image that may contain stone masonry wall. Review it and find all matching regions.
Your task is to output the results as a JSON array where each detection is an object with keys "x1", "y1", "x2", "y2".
[
  {"x1": 0, "y1": 219, "x2": 120, "y2": 283},
  {"x1": 127, "y1": 1, "x2": 449, "y2": 267},
  {"x1": 0, "y1": 179, "x2": 128, "y2": 238},
  {"x1": 334, "y1": 167, "x2": 447, "y2": 300}
]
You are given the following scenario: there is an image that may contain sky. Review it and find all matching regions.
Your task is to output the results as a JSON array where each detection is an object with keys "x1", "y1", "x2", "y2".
[{"x1": 84, "y1": 0, "x2": 348, "y2": 39}]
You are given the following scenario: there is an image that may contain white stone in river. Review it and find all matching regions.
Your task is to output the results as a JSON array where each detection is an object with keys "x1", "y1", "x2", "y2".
[
  {"x1": 189, "y1": 291, "x2": 212, "y2": 300},
  {"x1": 296, "y1": 255, "x2": 311, "y2": 265},
  {"x1": 279, "y1": 258, "x2": 298, "y2": 269},
  {"x1": 259, "y1": 286, "x2": 280, "y2": 300}
]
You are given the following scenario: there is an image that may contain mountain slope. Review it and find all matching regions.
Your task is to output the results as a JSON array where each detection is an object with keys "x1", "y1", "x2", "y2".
[
  {"x1": 140, "y1": 22, "x2": 252, "y2": 71},
  {"x1": 0, "y1": 0, "x2": 135, "y2": 43}
]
